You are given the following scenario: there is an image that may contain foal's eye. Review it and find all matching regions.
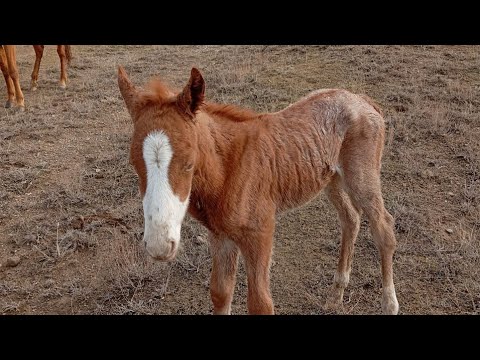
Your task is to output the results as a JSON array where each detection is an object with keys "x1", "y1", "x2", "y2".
[{"x1": 185, "y1": 163, "x2": 194, "y2": 172}]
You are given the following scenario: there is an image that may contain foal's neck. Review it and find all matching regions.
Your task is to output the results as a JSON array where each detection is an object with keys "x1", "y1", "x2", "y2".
[
  {"x1": 189, "y1": 106, "x2": 261, "y2": 227},
  {"x1": 194, "y1": 110, "x2": 254, "y2": 191},
  {"x1": 192, "y1": 113, "x2": 227, "y2": 196}
]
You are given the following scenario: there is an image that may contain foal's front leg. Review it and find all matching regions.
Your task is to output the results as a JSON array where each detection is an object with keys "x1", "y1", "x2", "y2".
[
  {"x1": 209, "y1": 234, "x2": 240, "y2": 315},
  {"x1": 239, "y1": 227, "x2": 275, "y2": 315}
]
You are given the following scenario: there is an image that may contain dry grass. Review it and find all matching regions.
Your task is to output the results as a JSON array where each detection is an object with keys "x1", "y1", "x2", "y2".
[{"x1": 0, "y1": 45, "x2": 479, "y2": 314}]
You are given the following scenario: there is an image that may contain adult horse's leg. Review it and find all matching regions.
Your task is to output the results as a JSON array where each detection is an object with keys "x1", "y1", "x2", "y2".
[
  {"x1": 57, "y1": 45, "x2": 68, "y2": 89},
  {"x1": 0, "y1": 46, "x2": 16, "y2": 108},
  {"x1": 324, "y1": 173, "x2": 362, "y2": 312},
  {"x1": 31, "y1": 45, "x2": 44, "y2": 91},
  {"x1": 239, "y1": 218, "x2": 275, "y2": 315},
  {"x1": 209, "y1": 234, "x2": 240, "y2": 315},
  {"x1": 3, "y1": 45, "x2": 24, "y2": 109},
  {"x1": 341, "y1": 123, "x2": 399, "y2": 315}
]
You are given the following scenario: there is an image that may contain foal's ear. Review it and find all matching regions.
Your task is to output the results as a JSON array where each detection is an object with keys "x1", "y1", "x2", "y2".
[
  {"x1": 177, "y1": 67, "x2": 205, "y2": 119},
  {"x1": 118, "y1": 66, "x2": 139, "y2": 119}
]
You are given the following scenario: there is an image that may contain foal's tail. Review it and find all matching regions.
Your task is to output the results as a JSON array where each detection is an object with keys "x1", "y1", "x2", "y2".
[{"x1": 65, "y1": 45, "x2": 72, "y2": 65}]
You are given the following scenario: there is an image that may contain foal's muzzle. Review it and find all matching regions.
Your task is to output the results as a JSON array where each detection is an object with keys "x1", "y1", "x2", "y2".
[{"x1": 144, "y1": 237, "x2": 178, "y2": 261}]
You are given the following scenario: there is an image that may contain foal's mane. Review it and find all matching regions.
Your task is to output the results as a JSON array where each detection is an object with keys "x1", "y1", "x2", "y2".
[
  {"x1": 203, "y1": 103, "x2": 259, "y2": 122},
  {"x1": 137, "y1": 78, "x2": 176, "y2": 106},
  {"x1": 138, "y1": 78, "x2": 259, "y2": 123}
]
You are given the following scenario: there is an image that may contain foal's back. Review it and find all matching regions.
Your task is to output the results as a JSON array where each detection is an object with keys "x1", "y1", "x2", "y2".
[{"x1": 253, "y1": 88, "x2": 385, "y2": 212}]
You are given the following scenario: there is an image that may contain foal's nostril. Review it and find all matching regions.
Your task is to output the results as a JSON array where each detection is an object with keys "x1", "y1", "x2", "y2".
[{"x1": 169, "y1": 240, "x2": 175, "y2": 255}]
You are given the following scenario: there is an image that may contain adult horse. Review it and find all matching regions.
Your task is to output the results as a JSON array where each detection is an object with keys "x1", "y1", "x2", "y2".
[
  {"x1": 0, "y1": 45, "x2": 72, "y2": 109},
  {"x1": 31, "y1": 45, "x2": 72, "y2": 91},
  {"x1": 118, "y1": 66, "x2": 399, "y2": 315},
  {"x1": 0, "y1": 45, "x2": 24, "y2": 109}
]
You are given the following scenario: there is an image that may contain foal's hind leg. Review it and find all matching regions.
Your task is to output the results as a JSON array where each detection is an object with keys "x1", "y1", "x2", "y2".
[
  {"x1": 57, "y1": 45, "x2": 68, "y2": 89},
  {"x1": 31, "y1": 45, "x2": 44, "y2": 91},
  {"x1": 0, "y1": 46, "x2": 16, "y2": 108},
  {"x1": 209, "y1": 234, "x2": 240, "y2": 315},
  {"x1": 324, "y1": 174, "x2": 361, "y2": 312},
  {"x1": 342, "y1": 161, "x2": 399, "y2": 315}
]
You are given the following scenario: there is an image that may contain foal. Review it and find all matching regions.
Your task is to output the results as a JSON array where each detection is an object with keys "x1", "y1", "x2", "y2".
[{"x1": 118, "y1": 66, "x2": 399, "y2": 315}]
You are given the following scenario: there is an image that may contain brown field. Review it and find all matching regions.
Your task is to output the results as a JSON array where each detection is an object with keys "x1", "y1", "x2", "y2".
[{"x1": 0, "y1": 45, "x2": 478, "y2": 315}]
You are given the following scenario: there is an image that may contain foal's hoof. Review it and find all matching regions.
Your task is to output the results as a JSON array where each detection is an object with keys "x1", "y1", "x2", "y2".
[
  {"x1": 381, "y1": 290, "x2": 399, "y2": 315},
  {"x1": 5, "y1": 100, "x2": 14, "y2": 109},
  {"x1": 59, "y1": 82, "x2": 67, "y2": 89},
  {"x1": 381, "y1": 299, "x2": 399, "y2": 315},
  {"x1": 31, "y1": 86, "x2": 38, "y2": 91},
  {"x1": 18, "y1": 106, "x2": 25, "y2": 112}
]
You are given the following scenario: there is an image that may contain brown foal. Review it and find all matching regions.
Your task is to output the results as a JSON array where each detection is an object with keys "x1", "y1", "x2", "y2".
[{"x1": 118, "y1": 66, "x2": 399, "y2": 315}]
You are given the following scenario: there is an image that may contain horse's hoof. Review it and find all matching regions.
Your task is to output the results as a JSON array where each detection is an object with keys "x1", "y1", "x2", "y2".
[
  {"x1": 31, "y1": 86, "x2": 38, "y2": 91},
  {"x1": 381, "y1": 287, "x2": 399, "y2": 315},
  {"x1": 5, "y1": 101, "x2": 14, "y2": 109},
  {"x1": 381, "y1": 297, "x2": 399, "y2": 315},
  {"x1": 59, "y1": 82, "x2": 67, "y2": 89},
  {"x1": 18, "y1": 106, "x2": 25, "y2": 112}
]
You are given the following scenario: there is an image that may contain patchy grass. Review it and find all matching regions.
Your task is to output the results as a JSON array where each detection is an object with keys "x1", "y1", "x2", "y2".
[{"x1": 0, "y1": 45, "x2": 479, "y2": 314}]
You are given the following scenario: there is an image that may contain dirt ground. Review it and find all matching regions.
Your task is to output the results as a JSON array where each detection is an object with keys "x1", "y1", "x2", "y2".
[{"x1": 0, "y1": 45, "x2": 478, "y2": 315}]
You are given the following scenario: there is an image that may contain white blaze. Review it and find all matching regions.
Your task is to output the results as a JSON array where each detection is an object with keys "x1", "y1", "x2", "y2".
[{"x1": 142, "y1": 131, "x2": 189, "y2": 259}]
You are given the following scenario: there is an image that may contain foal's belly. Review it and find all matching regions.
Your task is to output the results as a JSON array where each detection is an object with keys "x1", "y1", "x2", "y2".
[
  {"x1": 275, "y1": 165, "x2": 335, "y2": 213},
  {"x1": 265, "y1": 120, "x2": 341, "y2": 214},
  {"x1": 276, "y1": 189, "x2": 324, "y2": 214}
]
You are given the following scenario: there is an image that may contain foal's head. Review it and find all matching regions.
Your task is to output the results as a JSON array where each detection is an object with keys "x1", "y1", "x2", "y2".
[{"x1": 118, "y1": 66, "x2": 205, "y2": 261}]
